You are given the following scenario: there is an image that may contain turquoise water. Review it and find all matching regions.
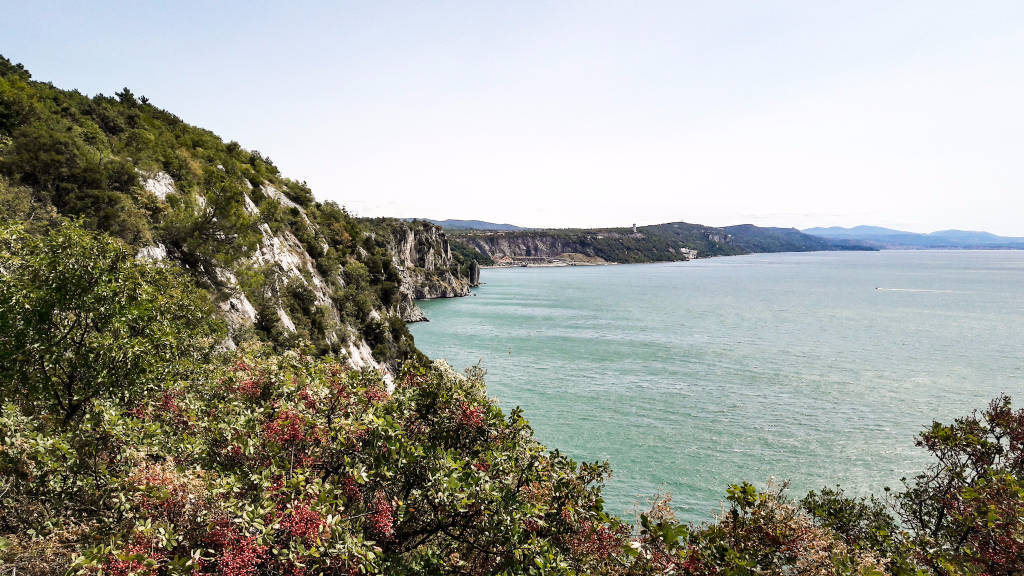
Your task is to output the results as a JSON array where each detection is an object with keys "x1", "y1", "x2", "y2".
[{"x1": 409, "y1": 251, "x2": 1024, "y2": 522}]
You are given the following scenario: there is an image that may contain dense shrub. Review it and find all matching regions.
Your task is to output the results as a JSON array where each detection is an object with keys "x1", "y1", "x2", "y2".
[
  {"x1": 1, "y1": 345, "x2": 627, "y2": 575},
  {"x1": 801, "y1": 487, "x2": 913, "y2": 573},
  {"x1": 896, "y1": 395, "x2": 1024, "y2": 575},
  {"x1": 0, "y1": 220, "x2": 221, "y2": 424}
]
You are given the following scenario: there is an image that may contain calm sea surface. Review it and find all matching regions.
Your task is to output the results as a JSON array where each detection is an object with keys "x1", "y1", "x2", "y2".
[{"x1": 409, "y1": 251, "x2": 1024, "y2": 522}]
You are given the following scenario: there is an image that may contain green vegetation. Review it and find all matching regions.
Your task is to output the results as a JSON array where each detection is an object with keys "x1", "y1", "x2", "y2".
[
  {"x1": 448, "y1": 237, "x2": 495, "y2": 267},
  {"x1": 719, "y1": 224, "x2": 859, "y2": 254},
  {"x1": 0, "y1": 54, "x2": 474, "y2": 364},
  {"x1": 0, "y1": 221, "x2": 220, "y2": 425}
]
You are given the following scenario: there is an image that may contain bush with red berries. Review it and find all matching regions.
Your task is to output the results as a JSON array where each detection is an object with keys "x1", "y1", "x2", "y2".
[{"x1": 0, "y1": 344, "x2": 629, "y2": 574}]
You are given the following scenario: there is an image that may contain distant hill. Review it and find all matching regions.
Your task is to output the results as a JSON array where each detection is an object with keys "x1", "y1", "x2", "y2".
[
  {"x1": 804, "y1": 226, "x2": 1024, "y2": 249},
  {"x1": 721, "y1": 224, "x2": 840, "y2": 253},
  {"x1": 449, "y1": 222, "x2": 871, "y2": 266},
  {"x1": 418, "y1": 219, "x2": 526, "y2": 231}
]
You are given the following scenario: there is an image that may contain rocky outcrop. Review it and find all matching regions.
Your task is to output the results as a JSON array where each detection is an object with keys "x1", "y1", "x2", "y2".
[
  {"x1": 141, "y1": 171, "x2": 176, "y2": 200},
  {"x1": 135, "y1": 176, "x2": 403, "y2": 375},
  {"x1": 381, "y1": 221, "x2": 474, "y2": 322},
  {"x1": 457, "y1": 232, "x2": 602, "y2": 264}
]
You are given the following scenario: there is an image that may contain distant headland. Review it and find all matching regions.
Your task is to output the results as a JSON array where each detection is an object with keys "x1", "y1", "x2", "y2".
[{"x1": 412, "y1": 219, "x2": 875, "y2": 268}]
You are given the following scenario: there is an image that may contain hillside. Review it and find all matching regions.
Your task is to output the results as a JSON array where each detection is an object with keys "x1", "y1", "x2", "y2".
[
  {"x1": 0, "y1": 55, "x2": 475, "y2": 373},
  {"x1": 420, "y1": 218, "x2": 526, "y2": 231},
  {"x1": 804, "y1": 225, "x2": 1024, "y2": 249},
  {"x1": 451, "y1": 222, "x2": 870, "y2": 266}
]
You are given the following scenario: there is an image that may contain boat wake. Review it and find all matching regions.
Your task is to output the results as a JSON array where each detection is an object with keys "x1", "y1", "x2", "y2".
[{"x1": 875, "y1": 287, "x2": 956, "y2": 293}]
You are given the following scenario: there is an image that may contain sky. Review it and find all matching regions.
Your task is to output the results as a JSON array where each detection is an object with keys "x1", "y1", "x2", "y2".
[{"x1": 3, "y1": 1, "x2": 1024, "y2": 234}]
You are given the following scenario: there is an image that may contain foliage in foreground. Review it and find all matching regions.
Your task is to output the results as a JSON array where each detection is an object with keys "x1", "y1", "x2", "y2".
[
  {"x1": 2, "y1": 345, "x2": 626, "y2": 574},
  {"x1": 0, "y1": 222, "x2": 221, "y2": 425}
]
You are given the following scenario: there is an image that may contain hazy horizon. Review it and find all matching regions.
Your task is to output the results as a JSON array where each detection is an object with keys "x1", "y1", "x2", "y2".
[{"x1": 4, "y1": 1, "x2": 1023, "y2": 234}]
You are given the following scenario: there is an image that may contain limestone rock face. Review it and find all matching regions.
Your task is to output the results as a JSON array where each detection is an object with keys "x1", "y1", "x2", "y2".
[
  {"x1": 449, "y1": 224, "x2": 733, "y2": 265},
  {"x1": 379, "y1": 221, "x2": 474, "y2": 322},
  {"x1": 456, "y1": 231, "x2": 593, "y2": 261},
  {"x1": 135, "y1": 178, "x2": 471, "y2": 374},
  {"x1": 457, "y1": 234, "x2": 609, "y2": 265},
  {"x1": 136, "y1": 243, "x2": 168, "y2": 262},
  {"x1": 141, "y1": 171, "x2": 176, "y2": 200}
]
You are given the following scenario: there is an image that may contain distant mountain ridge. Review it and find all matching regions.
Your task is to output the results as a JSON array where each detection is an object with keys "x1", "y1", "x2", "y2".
[
  {"x1": 417, "y1": 219, "x2": 526, "y2": 231},
  {"x1": 804, "y1": 226, "x2": 1024, "y2": 249}
]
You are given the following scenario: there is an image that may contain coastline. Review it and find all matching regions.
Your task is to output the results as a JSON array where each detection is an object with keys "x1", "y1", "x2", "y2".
[{"x1": 481, "y1": 260, "x2": 617, "y2": 269}]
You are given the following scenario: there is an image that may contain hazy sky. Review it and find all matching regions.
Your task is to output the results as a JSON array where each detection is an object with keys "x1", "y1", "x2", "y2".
[{"x1": 4, "y1": 1, "x2": 1023, "y2": 233}]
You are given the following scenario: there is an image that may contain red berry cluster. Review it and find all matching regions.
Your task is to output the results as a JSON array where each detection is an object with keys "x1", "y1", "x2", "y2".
[
  {"x1": 218, "y1": 535, "x2": 268, "y2": 576},
  {"x1": 204, "y1": 519, "x2": 268, "y2": 576},
  {"x1": 299, "y1": 387, "x2": 319, "y2": 410},
  {"x1": 263, "y1": 409, "x2": 307, "y2": 446},
  {"x1": 339, "y1": 475, "x2": 362, "y2": 503},
  {"x1": 103, "y1": 536, "x2": 163, "y2": 576},
  {"x1": 128, "y1": 404, "x2": 150, "y2": 420},
  {"x1": 328, "y1": 370, "x2": 352, "y2": 399},
  {"x1": 369, "y1": 492, "x2": 395, "y2": 540},
  {"x1": 456, "y1": 401, "x2": 485, "y2": 429},
  {"x1": 203, "y1": 516, "x2": 235, "y2": 548},
  {"x1": 237, "y1": 378, "x2": 264, "y2": 399},
  {"x1": 226, "y1": 443, "x2": 245, "y2": 463},
  {"x1": 282, "y1": 503, "x2": 326, "y2": 542},
  {"x1": 364, "y1": 386, "x2": 389, "y2": 404},
  {"x1": 567, "y1": 520, "x2": 628, "y2": 562},
  {"x1": 159, "y1": 387, "x2": 184, "y2": 414}
]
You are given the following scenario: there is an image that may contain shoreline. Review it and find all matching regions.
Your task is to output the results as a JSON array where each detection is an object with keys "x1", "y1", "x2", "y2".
[
  {"x1": 481, "y1": 261, "x2": 618, "y2": 269},
  {"x1": 472, "y1": 247, "x2": 1024, "y2": 273}
]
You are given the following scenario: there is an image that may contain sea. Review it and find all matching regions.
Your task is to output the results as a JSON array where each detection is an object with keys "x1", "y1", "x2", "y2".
[{"x1": 409, "y1": 250, "x2": 1024, "y2": 523}]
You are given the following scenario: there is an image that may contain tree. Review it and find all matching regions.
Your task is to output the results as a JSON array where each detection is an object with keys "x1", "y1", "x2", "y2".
[
  {"x1": 896, "y1": 395, "x2": 1024, "y2": 575},
  {"x1": 800, "y1": 486, "x2": 914, "y2": 574},
  {"x1": 0, "y1": 73, "x2": 35, "y2": 133},
  {"x1": 1, "y1": 121, "x2": 150, "y2": 244},
  {"x1": 2, "y1": 122, "x2": 95, "y2": 196},
  {"x1": 0, "y1": 55, "x2": 31, "y2": 80},
  {"x1": 158, "y1": 166, "x2": 259, "y2": 268},
  {"x1": 0, "y1": 220, "x2": 222, "y2": 424},
  {"x1": 115, "y1": 87, "x2": 137, "y2": 106}
]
